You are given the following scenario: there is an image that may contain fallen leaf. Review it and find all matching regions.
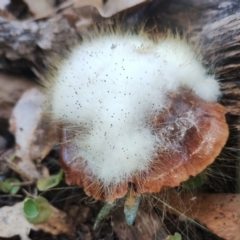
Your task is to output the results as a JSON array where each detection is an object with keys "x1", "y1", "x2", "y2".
[
  {"x1": 37, "y1": 170, "x2": 63, "y2": 191},
  {"x1": 35, "y1": 204, "x2": 75, "y2": 236},
  {"x1": 0, "y1": 200, "x2": 75, "y2": 240},
  {"x1": 0, "y1": 177, "x2": 20, "y2": 194},
  {"x1": 9, "y1": 88, "x2": 57, "y2": 180},
  {"x1": 166, "y1": 193, "x2": 240, "y2": 240},
  {"x1": 62, "y1": 8, "x2": 94, "y2": 30},
  {"x1": 0, "y1": 202, "x2": 35, "y2": 240},
  {"x1": 0, "y1": 73, "x2": 36, "y2": 119},
  {"x1": 23, "y1": 197, "x2": 51, "y2": 224},
  {"x1": 1, "y1": 149, "x2": 49, "y2": 184},
  {"x1": 23, "y1": 0, "x2": 55, "y2": 18},
  {"x1": 74, "y1": 0, "x2": 148, "y2": 17},
  {"x1": 94, "y1": 202, "x2": 115, "y2": 230}
]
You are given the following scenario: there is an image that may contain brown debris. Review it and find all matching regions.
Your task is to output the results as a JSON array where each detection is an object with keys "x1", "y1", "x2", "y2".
[
  {"x1": 35, "y1": 205, "x2": 75, "y2": 236},
  {"x1": 112, "y1": 208, "x2": 168, "y2": 240}
]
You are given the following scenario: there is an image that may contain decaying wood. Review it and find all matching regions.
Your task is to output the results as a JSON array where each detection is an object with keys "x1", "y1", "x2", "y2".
[
  {"x1": 0, "y1": 14, "x2": 80, "y2": 76},
  {"x1": 0, "y1": 0, "x2": 239, "y2": 123}
]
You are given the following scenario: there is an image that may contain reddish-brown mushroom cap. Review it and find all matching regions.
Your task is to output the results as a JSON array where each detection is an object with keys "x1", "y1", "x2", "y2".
[{"x1": 59, "y1": 90, "x2": 229, "y2": 202}]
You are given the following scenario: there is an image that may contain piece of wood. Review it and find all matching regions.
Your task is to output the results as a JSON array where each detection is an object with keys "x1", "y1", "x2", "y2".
[{"x1": 0, "y1": 14, "x2": 79, "y2": 76}]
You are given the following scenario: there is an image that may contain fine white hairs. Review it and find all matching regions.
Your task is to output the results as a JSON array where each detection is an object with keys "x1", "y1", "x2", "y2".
[{"x1": 47, "y1": 33, "x2": 220, "y2": 186}]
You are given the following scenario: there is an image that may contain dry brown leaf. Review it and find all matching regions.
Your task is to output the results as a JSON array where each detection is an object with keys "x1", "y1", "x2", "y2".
[
  {"x1": 0, "y1": 73, "x2": 36, "y2": 119},
  {"x1": 9, "y1": 88, "x2": 57, "y2": 180},
  {"x1": 1, "y1": 148, "x2": 41, "y2": 180},
  {"x1": 23, "y1": 0, "x2": 55, "y2": 18},
  {"x1": 167, "y1": 193, "x2": 240, "y2": 240},
  {"x1": 35, "y1": 205, "x2": 75, "y2": 236},
  {"x1": 0, "y1": 201, "x2": 75, "y2": 240},
  {"x1": 62, "y1": 9, "x2": 94, "y2": 30},
  {"x1": 74, "y1": 0, "x2": 148, "y2": 17}
]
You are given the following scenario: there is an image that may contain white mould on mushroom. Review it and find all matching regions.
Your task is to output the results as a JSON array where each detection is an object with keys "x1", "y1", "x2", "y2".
[{"x1": 43, "y1": 32, "x2": 229, "y2": 225}]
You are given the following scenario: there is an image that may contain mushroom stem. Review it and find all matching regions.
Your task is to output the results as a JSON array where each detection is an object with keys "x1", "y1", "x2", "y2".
[{"x1": 124, "y1": 184, "x2": 141, "y2": 225}]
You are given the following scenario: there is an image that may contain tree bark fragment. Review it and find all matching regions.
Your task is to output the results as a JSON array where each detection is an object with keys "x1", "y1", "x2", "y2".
[{"x1": 0, "y1": 1, "x2": 239, "y2": 125}]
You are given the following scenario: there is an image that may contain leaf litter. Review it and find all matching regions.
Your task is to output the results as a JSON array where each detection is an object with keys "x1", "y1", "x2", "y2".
[
  {"x1": 9, "y1": 88, "x2": 57, "y2": 180},
  {"x1": 0, "y1": 199, "x2": 75, "y2": 240}
]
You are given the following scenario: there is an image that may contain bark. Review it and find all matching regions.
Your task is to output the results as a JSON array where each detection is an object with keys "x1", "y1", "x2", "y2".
[
  {"x1": 0, "y1": 0, "x2": 239, "y2": 124},
  {"x1": 0, "y1": 14, "x2": 79, "y2": 77}
]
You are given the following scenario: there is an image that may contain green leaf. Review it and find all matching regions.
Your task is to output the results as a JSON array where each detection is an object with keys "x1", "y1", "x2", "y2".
[
  {"x1": 94, "y1": 202, "x2": 115, "y2": 230},
  {"x1": 23, "y1": 198, "x2": 39, "y2": 218},
  {"x1": 167, "y1": 232, "x2": 182, "y2": 240},
  {"x1": 23, "y1": 196, "x2": 51, "y2": 224},
  {"x1": 181, "y1": 171, "x2": 208, "y2": 190},
  {"x1": 37, "y1": 170, "x2": 63, "y2": 191},
  {"x1": 1, "y1": 178, "x2": 20, "y2": 194}
]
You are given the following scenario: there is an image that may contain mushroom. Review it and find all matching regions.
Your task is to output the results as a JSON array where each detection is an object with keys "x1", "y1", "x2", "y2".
[{"x1": 44, "y1": 32, "x2": 229, "y2": 224}]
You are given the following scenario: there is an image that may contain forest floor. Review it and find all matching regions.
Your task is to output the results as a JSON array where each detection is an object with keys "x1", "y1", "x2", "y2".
[{"x1": 0, "y1": 1, "x2": 239, "y2": 240}]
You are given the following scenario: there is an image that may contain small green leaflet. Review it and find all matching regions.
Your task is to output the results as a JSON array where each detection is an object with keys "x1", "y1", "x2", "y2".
[
  {"x1": 23, "y1": 196, "x2": 51, "y2": 224},
  {"x1": 0, "y1": 178, "x2": 20, "y2": 194},
  {"x1": 37, "y1": 170, "x2": 63, "y2": 191}
]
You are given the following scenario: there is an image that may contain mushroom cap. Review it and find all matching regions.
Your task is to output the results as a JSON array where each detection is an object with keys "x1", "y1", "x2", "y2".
[{"x1": 59, "y1": 89, "x2": 229, "y2": 202}]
